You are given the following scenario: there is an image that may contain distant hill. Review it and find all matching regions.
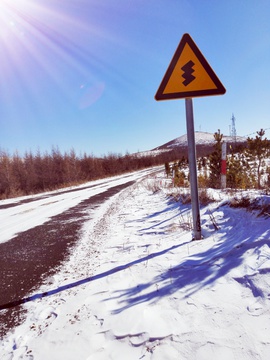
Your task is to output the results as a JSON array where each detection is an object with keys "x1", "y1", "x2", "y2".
[
  {"x1": 154, "y1": 131, "x2": 246, "y2": 150},
  {"x1": 136, "y1": 131, "x2": 247, "y2": 159}
]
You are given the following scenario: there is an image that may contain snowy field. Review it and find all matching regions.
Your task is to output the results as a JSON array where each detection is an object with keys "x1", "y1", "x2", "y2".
[{"x1": 1, "y1": 170, "x2": 270, "y2": 359}]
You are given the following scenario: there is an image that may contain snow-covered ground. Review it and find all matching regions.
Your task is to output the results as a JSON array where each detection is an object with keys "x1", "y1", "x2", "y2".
[
  {"x1": 0, "y1": 168, "x2": 156, "y2": 244},
  {"x1": 1, "y1": 170, "x2": 270, "y2": 359}
]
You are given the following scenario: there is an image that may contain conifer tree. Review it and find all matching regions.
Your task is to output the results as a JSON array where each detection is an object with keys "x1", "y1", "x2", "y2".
[
  {"x1": 164, "y1": 162, "x2": 171, "y2": 177},
  {"x1": 208, "y1": 129, "x2": 223, "y2": 188},
  {"x1": 245, "y1": 129, "x2": 269, "y2": 189},
  {"x1": 172, "y1": 162, "x2": 185, "y2": 187},
  {"x1": 227, "y1": 152, "x2": 254, "y2": 189}
]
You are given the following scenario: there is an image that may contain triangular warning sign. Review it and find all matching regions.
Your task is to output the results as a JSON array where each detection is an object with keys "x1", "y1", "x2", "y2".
[{"x1": 155, "y1": 33, "x2": 226, "y2": 100}]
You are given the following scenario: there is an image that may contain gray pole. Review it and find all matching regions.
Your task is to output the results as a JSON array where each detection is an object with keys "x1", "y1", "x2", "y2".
[
  {"x1": 185, "y1": 98, "x2": 201, "y2": 240},
  {"x1": 221, "y1": 142, "x2": 227, "y2": 189}
]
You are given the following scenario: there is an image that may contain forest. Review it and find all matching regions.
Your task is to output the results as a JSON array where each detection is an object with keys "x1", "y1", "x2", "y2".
[
  {"x1": 166, "y1": 129, "x2": 270, "y2": 190},
  {"x1": 1, "y1": 129, "x2": 270, "y2": 200},
  {"x1": 0, "y1": 146, "x2": 179, "y2": 200}
]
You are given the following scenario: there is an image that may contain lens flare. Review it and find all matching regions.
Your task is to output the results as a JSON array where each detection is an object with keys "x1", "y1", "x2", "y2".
[
  {"x1": 0, "y1": 0, "x2": 114, "y2": 118},
  {"x1": 79, "y1": 82, "x2": 105, "y2": 109}
]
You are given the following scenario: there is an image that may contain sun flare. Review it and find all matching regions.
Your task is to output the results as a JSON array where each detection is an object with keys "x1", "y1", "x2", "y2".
[{"x1": 0, "y1": 0, "x2": 110, "y2": 114}]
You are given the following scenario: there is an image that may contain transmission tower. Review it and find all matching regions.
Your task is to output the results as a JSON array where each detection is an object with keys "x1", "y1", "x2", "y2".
[{"x1": 230, "y1": 113, "x2": 237, "y2": 141}]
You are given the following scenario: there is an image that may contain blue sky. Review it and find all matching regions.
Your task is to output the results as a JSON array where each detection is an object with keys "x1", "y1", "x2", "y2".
[{"x1": 1, "y1": 0, "x2": 270, "y2": 157}]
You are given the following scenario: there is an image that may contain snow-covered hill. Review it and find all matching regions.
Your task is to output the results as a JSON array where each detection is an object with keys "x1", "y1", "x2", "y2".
[
  {"x1": 135, "y1": 131, "x2": 247, "y2": 158},
  {"x1": 154, "y1": 131, "x2": 247, "y2": 150}
]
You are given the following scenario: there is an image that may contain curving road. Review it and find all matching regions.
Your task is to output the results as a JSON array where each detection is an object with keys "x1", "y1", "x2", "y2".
[{"x1": 0, "y1": 168, "x2": 157, "y2": 337}]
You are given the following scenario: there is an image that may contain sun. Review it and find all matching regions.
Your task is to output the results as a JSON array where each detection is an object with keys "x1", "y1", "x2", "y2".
[
  {"x1": 0, "y1": 0, "x2": 117, "y2": 116},
  {"x1": 0, "y1": 0, "x2": 84, "y2": 91},
  {"x1": 0, "y1": 0, "x2": 37, "y2": 49},
  {"x1": 0, "y1": 0, "x2": 17, "y2": 37}
]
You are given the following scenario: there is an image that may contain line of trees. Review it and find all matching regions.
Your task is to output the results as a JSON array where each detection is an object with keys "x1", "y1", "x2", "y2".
[
  {"x1": 166, "y1": 129, "x2": 270, "y2": 190},
  {"x1": 226, "y1": 129, "x2": 270, "y2": 189},
  {"x1": 0, "y1": 147, "x2": 182, "y2": 200},
  {"x1": 202, "y1": 129, "x2": 270, "y2": 189},
  {"x1": 3, "y1": 129, "x2": 268, "y2": 199}
]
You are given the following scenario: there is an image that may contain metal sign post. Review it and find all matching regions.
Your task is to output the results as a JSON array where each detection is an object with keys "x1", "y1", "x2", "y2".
[{"x1": 185, "y1": 98, "x2": 201, "y2": 240}]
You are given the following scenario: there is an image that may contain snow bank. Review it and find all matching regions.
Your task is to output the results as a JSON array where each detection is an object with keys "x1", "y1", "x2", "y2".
[{"x1": 1, "y1": 173, "x2": 270, "y2": 359}]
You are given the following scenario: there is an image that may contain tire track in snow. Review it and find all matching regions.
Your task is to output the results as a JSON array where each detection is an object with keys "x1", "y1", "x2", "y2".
[{"x1": 0, "y1": 181, "x2": 135, "y2": 338}]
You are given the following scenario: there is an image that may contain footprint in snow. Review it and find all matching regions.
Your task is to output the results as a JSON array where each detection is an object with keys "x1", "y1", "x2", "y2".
[
  {"x1": 33, "y1": 306, "x2": 58, "y2": 322},
  {"x1": 247, "y1": 301, "x2": 264, "y2": 316}
]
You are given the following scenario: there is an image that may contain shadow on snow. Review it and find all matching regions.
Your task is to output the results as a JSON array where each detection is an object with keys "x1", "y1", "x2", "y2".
[
  {"x1": 106, "y1": 205, "x2": 270, "y2": 314},
  {"x1": 0, "y1": 241, "x2": 189, "y2": 310},
  {"x1": 1, "y1": 204, "x2": 269, "y2": 315}
]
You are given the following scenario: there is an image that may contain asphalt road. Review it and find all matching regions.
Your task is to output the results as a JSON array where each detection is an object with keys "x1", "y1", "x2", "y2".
[{"x1": 0, "y1": 180, "x2": 135, "y2": 338}]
